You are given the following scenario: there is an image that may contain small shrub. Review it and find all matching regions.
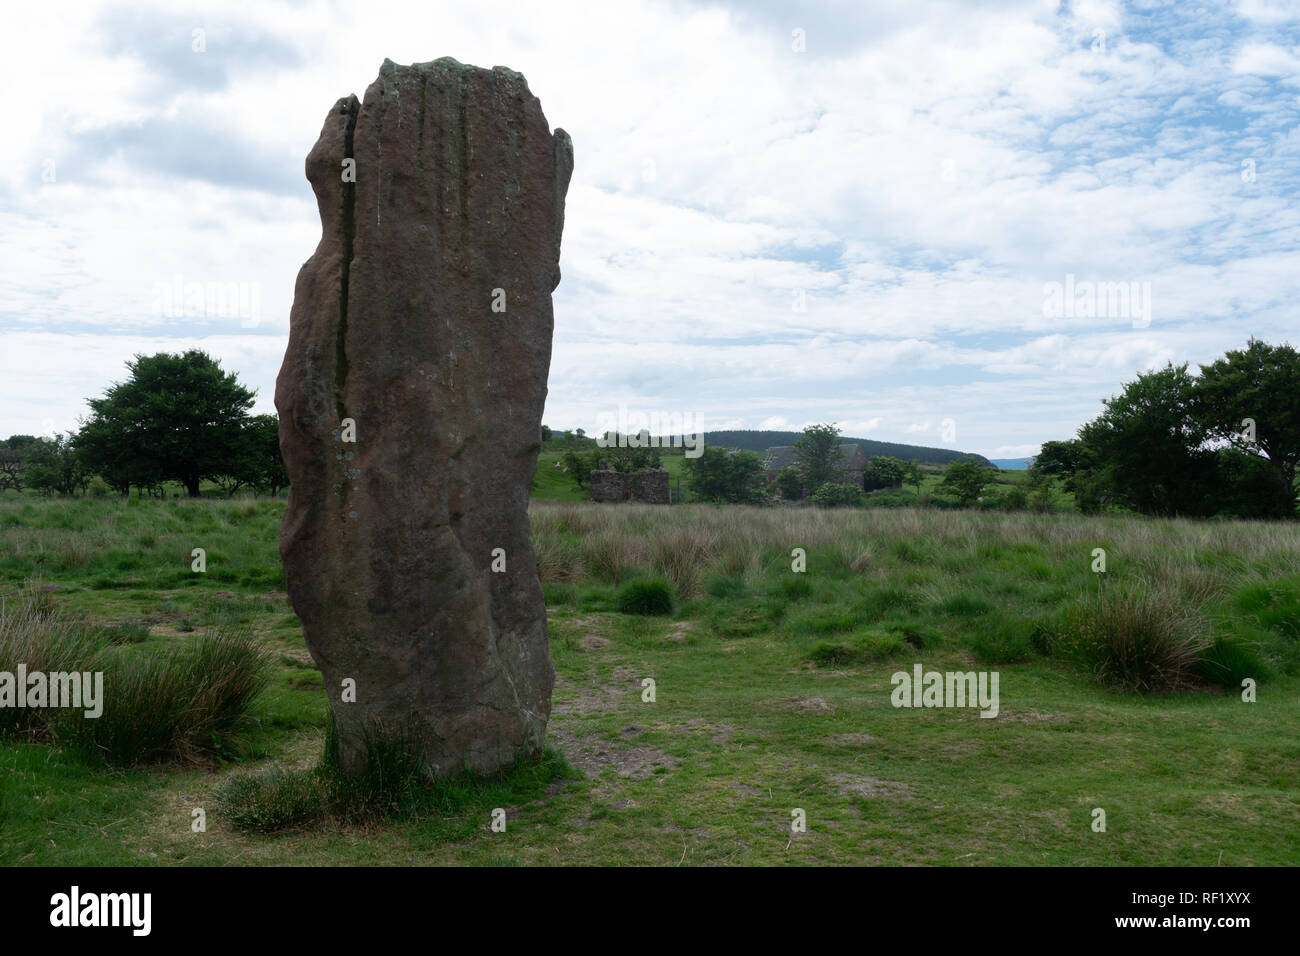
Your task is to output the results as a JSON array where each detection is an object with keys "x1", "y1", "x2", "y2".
[
  {"x1": 999, "y1": 487, "x2": 1029, "y2": 511},
  {"x1": 775, "y1": 467, "x2": 804, "y2": 501},
  {"x1": 810, "y1": 482, "x2": 867, "y2": 509},
  {"x1": 616, "y1": 578, "x2": 675, "y2": 616},
  {"x1": 321, "y1": 717, "x2": 430, "y2": 820}
]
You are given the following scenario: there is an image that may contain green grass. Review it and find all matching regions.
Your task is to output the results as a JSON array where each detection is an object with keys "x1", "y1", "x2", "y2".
[{"x1": 1, "y1": 496, "x2": 1298, "y2": 865}]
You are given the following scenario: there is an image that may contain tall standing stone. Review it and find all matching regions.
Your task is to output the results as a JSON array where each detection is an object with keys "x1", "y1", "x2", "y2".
[{"x1": 275, "y1": 58, "x2": 572, "y2": 777}]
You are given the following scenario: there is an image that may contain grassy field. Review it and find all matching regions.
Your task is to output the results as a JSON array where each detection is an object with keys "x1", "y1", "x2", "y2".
[{"x1": 1, "y1": 496, "x2": 1297, "y2": 865}]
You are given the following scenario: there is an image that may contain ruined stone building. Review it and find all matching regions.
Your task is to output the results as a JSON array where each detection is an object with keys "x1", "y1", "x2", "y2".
[{"x1": 588, "y1": 466, "x2": 671, "y2": 504}]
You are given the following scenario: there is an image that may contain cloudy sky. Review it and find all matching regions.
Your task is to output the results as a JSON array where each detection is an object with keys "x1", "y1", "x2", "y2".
[{"x1": 3, "y1": 0, "x2": 1298, "y2": 459}]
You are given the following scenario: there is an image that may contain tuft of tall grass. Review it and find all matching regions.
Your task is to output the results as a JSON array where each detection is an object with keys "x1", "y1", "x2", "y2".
[
  {"x1": 0, "y1": 585, "x2": 104, "y2": 739},
  {"x1": 616, "y1": 578, "x2": 676, "y2": 616},
  {"x1": 1198, "y1": 635, "x2": 1270, "y2": 690},
  {"x1": 64, "y1": 628, "x2": 270, "y2": 765},
  {"x1": 532, "y1": 530, "x2": 582, "y2": 582},
  {"x1": 648, "y1": 527, "x2": 717, "y2": 600},
  {"x1": 1, "y1": 583, "x2": 269, "y2": 762},
  {"x1": 214, "y1": 766, "x2": 326, "y2": 833},
  {"x1": 581, "y1": 529, "x2": 645, "y2": 585},
  {"x1": 1053, "y1": 582, "x2": 1209, "y2": 693}
]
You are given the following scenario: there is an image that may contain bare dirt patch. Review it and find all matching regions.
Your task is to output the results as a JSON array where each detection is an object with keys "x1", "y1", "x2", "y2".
[
  {"x1": 771, "y1": 696, "x2": 835, "y2": 714},
  {"x1": 830, "y1": 773, "x2": 914, "y2": 800},
  {"x1": 549, "y1": 728, "x2": 679, "y2": 780},
  {"x1": 665, "y1": 621, "x2": 695, "y2": 642},
  {"x1": 673, "y1": 717, "x2": 742, "y2": 745},
  {"x1": 552, "y1": 667, "x2": 642, "y2": 716},
  {"x1": 828, "y1": 733, "x2": 878, "y2": 745},
  {"x1": 993, "y1": 710, "x2": 1069, "y2": 724}
]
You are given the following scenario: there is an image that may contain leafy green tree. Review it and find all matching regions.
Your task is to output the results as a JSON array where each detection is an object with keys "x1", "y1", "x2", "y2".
[
  {"x1": 1210, "y1": 446, "x2": 1295, "y2": 518},
  {"x1": 1023, "y1": 464, "x2": 1056, "y2": 513},
  {"x1": 0, "y1": 436, "x2": 38, "y2": 492},
  {"x1": 864, "y1": 455, "x2": 906, "y2": 491},
  {"x1": 247, "y1": 414, "x2": 289, "y2": 497},
  {"x1": 999, "y1": 484, "x2": 1029, "y2": 510},
  {"x1": 77, "y1": 350, "x2": 256, "y2": 498},
  {"x1": 901, "y1": 460, "x2": 924, "y2": 493},
  {"x1": 685, "y1": 447, "x2": 765, "y2": 504},
  {"x1": 1076, "y1": 362, "x2": 1216, "y2": 516},
  {"x1": 1196, "y1": 338, "x2": 1300, "y2": 517},
  {"x1": 25, "y1": 434, "x2": 86, "y2": 496},
  {"x1": 776, "y1": 466, "x2": 804, "y2": 501},
  {"x1": 1034, "y1": 440, "x2": 1083, "y2": 479},
  {"x1": 212, "y1": 414, "x2": 286, "y2": 497},
  {"x1": 938, "y1": 457, "x2": 994, "y2": 506},
  {"x1": 1034, "y1": 439, "x2": 1106, "y2": 512},
  {"x1": 793, "y1": 423, "x2": 841, "y2": 490},
  {"x1": 561, "y1": 448, "x2": 592, "y2": 489}
]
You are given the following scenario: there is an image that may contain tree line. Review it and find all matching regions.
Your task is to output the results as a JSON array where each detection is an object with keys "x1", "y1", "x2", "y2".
[
  {"x1": 1035, "y1": 338, "x2": 1299, "y2": 519},
  {"x1": 0, "y1": 350, "x2": 287, "y2": 498}
]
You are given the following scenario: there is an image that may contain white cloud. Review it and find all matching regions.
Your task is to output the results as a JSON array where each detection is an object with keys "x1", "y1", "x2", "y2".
[{"x1": 2, "y1": 0, "x2": 1298, "y2": 459}]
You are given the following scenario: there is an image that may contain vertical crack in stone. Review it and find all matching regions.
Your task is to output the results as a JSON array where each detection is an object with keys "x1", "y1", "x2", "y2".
[
  {"x1": 457, "y1": 69, "x2": 470, "y2": 270},
  {"x1": 335, "y1": 99, "x2": 358, "y2": 421}
]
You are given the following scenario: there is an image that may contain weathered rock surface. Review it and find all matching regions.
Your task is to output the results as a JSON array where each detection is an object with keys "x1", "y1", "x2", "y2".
[{"x1": 275, "y1": 58, "x2": 572, "y2": 776}]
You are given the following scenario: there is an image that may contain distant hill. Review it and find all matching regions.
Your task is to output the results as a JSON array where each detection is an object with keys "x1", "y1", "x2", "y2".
[
  {"x1": 703, "y1": 430, "x2": 988, "y2": 465},
  {"x1": 990, "y1": 458, "x2": 1033, "y2": 470}
]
